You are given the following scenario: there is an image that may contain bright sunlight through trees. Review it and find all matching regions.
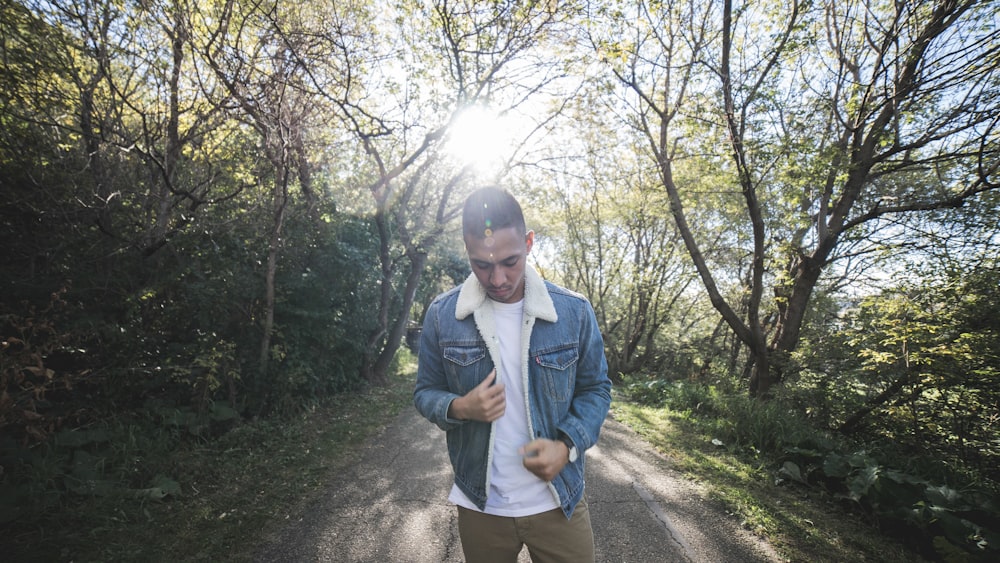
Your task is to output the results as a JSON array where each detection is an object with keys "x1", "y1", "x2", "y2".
[{"x1": 444, "y1": 105, "x2": 517, "y2": 173}]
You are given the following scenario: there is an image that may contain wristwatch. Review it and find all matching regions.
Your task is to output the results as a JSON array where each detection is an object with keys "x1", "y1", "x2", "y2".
[{"x1": 559, "y1": 435, "x2": 578, "y2": 463}]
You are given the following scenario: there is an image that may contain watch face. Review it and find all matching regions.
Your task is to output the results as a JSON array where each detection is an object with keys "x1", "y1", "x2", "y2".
[{"x1": 560, "y1": 436, "x2": 578, "y2": 463}]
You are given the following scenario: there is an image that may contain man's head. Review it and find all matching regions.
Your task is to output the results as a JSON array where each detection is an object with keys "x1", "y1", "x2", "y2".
[{"x1": 462, "y1": 186, "x2": 534, "y2": 303}]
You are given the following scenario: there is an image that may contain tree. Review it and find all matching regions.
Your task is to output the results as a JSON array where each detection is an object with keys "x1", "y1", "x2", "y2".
[
  {"x1": 589, "y1": 0, "x2": 1000, "y2": 396},
  {"x1": 542, "y1": 107, "x2": 703, "y2": 377},
  {"x1": 195, "y1": 0, "x2": 333, "y2": 384},
  {"x1": 816, "y1": 261, "x2": 1000, "y2": 475},
  {"x1": 302, "y1": 0, "x2": 576, "y2": 383}
]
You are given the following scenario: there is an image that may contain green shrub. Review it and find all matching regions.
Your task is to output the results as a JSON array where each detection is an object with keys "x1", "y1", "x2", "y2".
[
  {"x1": 623, "y1": 375, "x2": 1000, "y2": 560},
  {"x1": 781, "y1": 446, "x2": 1000, "y2": 561}
]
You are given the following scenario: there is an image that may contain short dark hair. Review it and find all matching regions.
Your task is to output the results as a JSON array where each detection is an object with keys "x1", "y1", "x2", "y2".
[{"x1": 462, "y1": 186, "x2": 526, "y2": 239}]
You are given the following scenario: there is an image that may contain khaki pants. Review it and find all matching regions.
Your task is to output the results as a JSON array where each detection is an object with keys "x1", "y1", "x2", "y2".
[{"x1": 456, "y1": 498, "x2": 595, "y2": 563}]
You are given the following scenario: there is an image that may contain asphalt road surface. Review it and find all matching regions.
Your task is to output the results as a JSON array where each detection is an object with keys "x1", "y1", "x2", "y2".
[{"x1": 254, "y1": 407, "x2": 782, "y2": 562}]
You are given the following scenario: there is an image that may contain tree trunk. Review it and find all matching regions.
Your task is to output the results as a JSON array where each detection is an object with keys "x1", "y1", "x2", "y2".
[
  {"x1": 368, "y1": 249, "x2": 429, "y2": 383},
  {"x1": 80, "y1": 84, "x2": 111, "y2": 235},
  {"x1": 362, "y1": 205, "x2": 393, "y2": 384},
  {"x1": 258, "y1": 160, "x2": 289, "y2": 377}
]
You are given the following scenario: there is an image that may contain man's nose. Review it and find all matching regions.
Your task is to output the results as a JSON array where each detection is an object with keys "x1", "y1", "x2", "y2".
[{"x1": 489, "y1": 267, "x2": 505, "y2": 286}]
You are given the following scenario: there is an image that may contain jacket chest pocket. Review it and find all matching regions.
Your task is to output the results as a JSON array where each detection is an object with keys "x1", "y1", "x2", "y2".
[
  {"x1": 443, "y1": 345, "x2": 492, "y2": 394},
  {"x1": 532, "y1": 345, "x2": 578, "y2": 402}
]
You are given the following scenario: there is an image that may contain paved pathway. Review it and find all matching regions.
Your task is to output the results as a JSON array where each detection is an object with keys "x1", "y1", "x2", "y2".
[{"x1": 254, "y1": 407, "x2": 781, "y2": 562}]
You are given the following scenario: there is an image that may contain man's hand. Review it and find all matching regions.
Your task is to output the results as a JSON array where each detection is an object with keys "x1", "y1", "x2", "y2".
[
  {"x1": 448, "y1": 369, "x2": 505, "y2": 422},
  {"x1": 519, "y1": 438, "x2": 570, "y2": 482}
]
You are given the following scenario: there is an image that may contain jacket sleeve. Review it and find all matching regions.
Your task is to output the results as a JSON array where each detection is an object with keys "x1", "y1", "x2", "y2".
[
  {"x1": 413, "y1": 300, "x2": 466, "y2": 431},
  {"x1": 558, "y1": 299, "x2": 612, "y2": 452}
]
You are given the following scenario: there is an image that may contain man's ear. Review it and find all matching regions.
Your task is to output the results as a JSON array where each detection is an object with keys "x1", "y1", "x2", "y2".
[{"x1": 525, "y1": 230, "x2": 535, "y2": 254}]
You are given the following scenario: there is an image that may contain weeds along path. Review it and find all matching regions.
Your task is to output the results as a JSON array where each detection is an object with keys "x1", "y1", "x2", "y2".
[{"x1": 253, "y1": 407, "x2": 781, "y2": 562}]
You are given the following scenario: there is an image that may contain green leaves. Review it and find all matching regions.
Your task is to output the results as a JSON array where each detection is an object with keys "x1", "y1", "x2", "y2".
[{"x1": 783, "y1": 446, "x2": 999, "y2": 559}]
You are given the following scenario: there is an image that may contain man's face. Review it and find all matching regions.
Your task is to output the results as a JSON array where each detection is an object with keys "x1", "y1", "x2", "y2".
[{"x1": 464, "y1": 226, "x2": 534, "y2": 304}]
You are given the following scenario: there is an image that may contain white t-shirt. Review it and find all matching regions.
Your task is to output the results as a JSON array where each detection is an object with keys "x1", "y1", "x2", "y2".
[{"x1": 449, "y1": 299, "x2": 559, "y2": 516}]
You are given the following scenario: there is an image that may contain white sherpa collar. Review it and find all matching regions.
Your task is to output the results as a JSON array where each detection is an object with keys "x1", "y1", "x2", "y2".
[{"x1": 455, "y1": 264, "x2": 557, "y2": 323}]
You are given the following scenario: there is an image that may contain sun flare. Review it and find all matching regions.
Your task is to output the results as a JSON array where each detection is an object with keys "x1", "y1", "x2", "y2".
[{"x1": 444, "y1": 106, "x2": 514, "y2": 171}]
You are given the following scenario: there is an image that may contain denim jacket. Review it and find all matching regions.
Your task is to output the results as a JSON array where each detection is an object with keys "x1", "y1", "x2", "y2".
[{"x1": 414, "y1": 265, "x2": 611, "y2": 519}]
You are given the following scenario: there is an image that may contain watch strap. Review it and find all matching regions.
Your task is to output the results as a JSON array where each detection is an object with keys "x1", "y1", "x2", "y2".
[{"x1": 559, "y1": 435, "x2": 578, "y2": 463}]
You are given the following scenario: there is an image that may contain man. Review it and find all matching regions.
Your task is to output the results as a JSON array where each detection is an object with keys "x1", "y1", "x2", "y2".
[{"x1": 414, "y1": 186, "x2": 612, "y2": 563}]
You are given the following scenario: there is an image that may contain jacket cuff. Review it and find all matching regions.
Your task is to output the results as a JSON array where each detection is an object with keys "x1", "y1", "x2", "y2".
[{"x1": 437, "y1": 396, "x2": 468, "y2": 430}]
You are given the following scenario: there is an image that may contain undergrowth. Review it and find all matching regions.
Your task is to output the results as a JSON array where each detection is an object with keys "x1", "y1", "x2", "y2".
[
  {"x1": 0, "y1": 358, "x2": 417, "y2": 562},
  {"x1": 615, "y1": 375, "x2": 999, "y2": 563}
]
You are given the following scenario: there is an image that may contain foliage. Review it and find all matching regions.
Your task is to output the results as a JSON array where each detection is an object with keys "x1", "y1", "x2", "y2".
[
  {"x1": 620, "y1": 376, "x2": 1000, "y2": 561},
  {"x1": 620, "y1": 375, "x2": 820, "y2": 456},
  {"x1": 588, "y1": 0, "x2": 1000, "y2": 397},
  {"x1": 762, "y1": 258, "x2": 1000, "y2": 560},
  {"x1": 787, "y1": 262, "x2": 1000, "y2": 483},
  {"x1": 0, "y1": 287, "x2": 97, "y2": 445},
  {"x1": 0, "y1": 365, "x2": 417, "y2": 562},
  {"x1": 625, "y1": 260, "x2": 1000, "y2": 561},
  {"x1": 612, "y1": 392, "x2": 927, "y2": 563},
  {"x1": 0, "y1": 0, "x2": 998, "y2": 560},
  {"x1": 261, "y1": 212, "x2": 381, "y2": 410},
  {"x1": 541, "y1": 100, "x2": 715, "y2": 379},
  {"x1": 781, "y1": 446, "x2": 1000, "y2": 562},
  {"x1": 783, "y1": 263, "x2": 1000, "y2": 560}
]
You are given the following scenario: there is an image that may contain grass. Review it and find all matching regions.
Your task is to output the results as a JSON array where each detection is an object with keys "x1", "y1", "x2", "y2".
[
  {"x1": 2, "y1": 368, "x2": 417, "y2": 562},
  {"x1": 610, "y1": 392, "x2": 930, "y2": 563}
]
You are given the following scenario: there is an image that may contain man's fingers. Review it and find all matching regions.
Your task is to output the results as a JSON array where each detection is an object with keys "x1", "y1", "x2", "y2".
[
  {"x1": 519, "y1": 440, "x2": 542, "y2": 458},
  {"x1": 471, "y1": 370, "x2": 504, "y2": 422},
  {"x1": 477, "y1": 369, "x2": 497, "y2": 388},
  {"x1": 488, "y1": 382, "x2": 505, "y2": 399},
  {"x1": 486, "y1": 383, "x2": 505, "y2": 418},
  {"x1": 518, "y1": 439, "x2": 567, "y2": 482}
]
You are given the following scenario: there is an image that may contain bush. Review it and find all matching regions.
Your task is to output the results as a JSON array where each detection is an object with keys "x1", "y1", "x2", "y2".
[
  {"x1": 781, "y1": 445, "x2": 1000, "y2": 561},
  {"x1": 622, "y1": 376, "x2": 1000, "y2": 559}
]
